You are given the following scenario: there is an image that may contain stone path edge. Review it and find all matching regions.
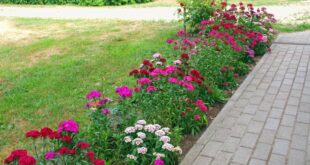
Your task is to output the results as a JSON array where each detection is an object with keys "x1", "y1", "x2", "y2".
[{"x1": 180, "y1": 44, "x2": 273, "y2": 165}]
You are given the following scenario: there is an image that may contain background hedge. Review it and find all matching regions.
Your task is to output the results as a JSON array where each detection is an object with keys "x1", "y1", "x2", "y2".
[{"x1": 0, "y1": 0, "x2": 153, "y2": 6}]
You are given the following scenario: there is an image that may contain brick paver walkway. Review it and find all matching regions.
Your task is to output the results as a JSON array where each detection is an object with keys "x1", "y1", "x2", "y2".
[{"x1": 181, "y1": 31, "x2": 310, "y2": 165}]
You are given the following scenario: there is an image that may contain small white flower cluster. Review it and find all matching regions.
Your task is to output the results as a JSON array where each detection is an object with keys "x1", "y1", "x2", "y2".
[
  {"x1": 124, "y1": 120, "x2": 182, "y2": 161},
  {"x1": 127, "y1": 154, "x2": 137, "y2": 160}
]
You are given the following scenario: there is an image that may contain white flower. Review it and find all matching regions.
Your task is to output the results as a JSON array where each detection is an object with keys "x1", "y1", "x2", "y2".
[
  {"x1": 124, "y1": 127, "x2": 136, "y2": 134},
  {"x1": 154, "y1": 124, "x2": 161, "y2": 130},
  {"x1": 132, "y1": 138, "x2": 143, "y2": 145},
  {"x1": 136, "y1": 120, "x2": 147, "y2": 125},
  {"x1": 156, "y1": 62, "x2": 163, "y2": 66},
  {"x1": 155, "y1": 130, "x2": 165, "y2": 137},
  {"x1": 162, "y1": 127, "x2": 170, "y2": 133},
  {"x1": 144, "y1": 124, "x2": 156, "y2": 133},
  {"x1": 135, "y1": 124, "x2": 144, "y2": 130},
  {"x1": 137, "y1": 147, "x2": 148, "y2": 154},
  {"x1": 139, "y1": 64, "x2": 144, "y2": 68},
  {"x1": 162, "y1": 143, "x2": 174, "y2": 151},
  {"x1": 153, "y1": 53, "x2": 161, "y2": 59},
  {"x1": 173, "y1": 59, "x2": 182, "y2": 65},
  {"x1": 137, "y1": 132, "x2": 146, "y2": 139},
  {"x1": 124, "y1": 136, "x2": 132, "y2": 143},
  {"x1": 160, "y1": 136, "x2": 170, "y2": 143},
  {"x1": 153, "y1": 152, "x2": 165, "y2": 159},
  {"x1": 127, "y1": 154, "x2": 137, "y2": 160},
  {"x1": 173, "y1": 146, "x2": 183, "y2": 154}
]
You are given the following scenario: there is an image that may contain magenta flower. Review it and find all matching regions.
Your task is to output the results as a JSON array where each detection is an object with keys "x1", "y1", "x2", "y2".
[
  {"x1": 86, "y1": 90, "x2": 101, "y2": 99},
  {"x1": 154, "y1": 159, "x2": 165, "y2": 165},
  {"x1": 200, "y1": 20, "x2": 208, "y2": 25},
  {"x1": 195, "y1": 100, "x2": 208, "y2": 112},
  {"x1": 45, "y1": 151, "x2": 58, "y2": 160},
  {"x1": 168, "y1": 77, "x2": 179, "y2": 84},
  {"x1": 164, "y1": 66, "x2": 176, "y2": 74},
  {"x1": 138, "y1": 78, "x2": 152, "y2": 86},
  {"x1": 57, "y1": 119, "x2": 79, "y2": 134},
  {"x1": 147, "y1": 86, "x2": 157, "y2": 92},
  {"x1": 181, "y1": 82, "x2": 195, "y2": 91},
  {"x1": 177, "y1": 29, "x2": 186, "y2": 36},
  {"x1": 102, "y1": 108, "x2": 111, "y2": 115},
  {"x1": 115, "y1": 85, "x2": 133, "y2": 98},
  {"x1": 166, "y1": 38, "x2": 174, "y2": 44}
]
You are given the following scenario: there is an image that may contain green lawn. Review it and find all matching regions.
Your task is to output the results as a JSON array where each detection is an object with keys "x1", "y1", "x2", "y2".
[{"x1": 0, "y1": 18, "x2": 179, "y2": 159}]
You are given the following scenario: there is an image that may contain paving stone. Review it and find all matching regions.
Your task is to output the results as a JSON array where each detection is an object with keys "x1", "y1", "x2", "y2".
[
  {"x1": 294, "y1": 122, "x2": 309, "y2": 136},
  {"x1": 272, "y1": 139, "x2": 290, "y2": 155},
  {"x1": 211, "y1": 128, "x2": 231, "y2": 142},
  {"x1": 272, "y1": 99, "x2": 287, "y2": 109},
  {"x1": 201, "y1": 141, "x2": 223, "y2": 157},
  {"x1": 243, "y1": 105, "x2": 258, "y2": 115},
  {"x1": 287, "y1": 149, "x2": 306, "y2": 165},
  {"x1": 212, "y1": 151, "x2": 233, "y2": 165},
  {"x1": 281, "y1": 115, "x2": 295, "y2": 127},
  {"x1": 240, "y1": 133, "x2": 259, "y2": 148},
  {"x1": 232, "y1": 147, "x2": 252, "y2": 164},
  {"x1": 287, "y1": 97, "x2": 300, "y2": 106},
  {"x1": 268, "y1": 154, "x2": 286, "y2": 165},
  {"x1": 291, "y1": 134, "x2": 307, "y2": 151},
  {"x1": 259, "y1": 129, "x2": 276, "y2": 144},
  {"x1": 297, "y1": 112, "x2": 310, "y2": 123},
  {"x1": 276, "y1": 126, "x2": 293, "y2": 140},
  {"x1": 237, "y1": 114, "x2": 253, "y2": 125},
  {"x1": 300, "y1": 102, "x2": 310, "y2": 113},
  {"x1": 248, "y1": 159, "x2": 266, "y2": 165},
  {"x1": 193, "y1": 156, "x2": 213, "y2": 165},
  {"x1": 247, "y1": 121, "x2": 264, "y2": 134},
  {"x1": 231, "y1": 124, "x2": 247, "y2": 138},
  {"x1": 253, "y1": 111, "x2": 268, "y2": 122},
  {"x1": 264, "y1": 118, "x2": 280, "y2": 130},
  {"x1": 284, "y1": 105, "x2": 298, "y2": 116},
  {"x1": 222, "y1": 137, "x2": 240, "y2": 153},
  {"x1": 301, "y1": 95, "x2": 310, "y2": 103},
  {"x1": 252, "y1": 143, "x2": 272, "y2": 160},
  {"x1": 269, "y1": 108, "x2": 284, "y2": 119}
]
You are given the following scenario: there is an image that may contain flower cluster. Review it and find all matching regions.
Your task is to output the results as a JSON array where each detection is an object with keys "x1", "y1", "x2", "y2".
[{"x1": 123, "y1": 120, "x2": 182, "y2": 164}]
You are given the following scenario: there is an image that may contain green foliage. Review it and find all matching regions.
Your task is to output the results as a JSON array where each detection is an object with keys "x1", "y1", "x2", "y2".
[{"x1": 0, "y1": 0, "x2": 152, "y2": 6}]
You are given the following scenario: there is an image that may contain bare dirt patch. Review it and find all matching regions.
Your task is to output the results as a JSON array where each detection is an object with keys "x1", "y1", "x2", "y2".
[
  {"x1": 27, "y1": 47, "x2": 67, "y2": 66},
  {"x1": 0, "y1": 19, "x2": 34, "y2": 44}
]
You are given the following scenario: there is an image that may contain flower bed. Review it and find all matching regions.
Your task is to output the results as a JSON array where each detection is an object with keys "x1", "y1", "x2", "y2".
[{"x1": 4, "y1": 1, "x2": 276, "y2": 165}]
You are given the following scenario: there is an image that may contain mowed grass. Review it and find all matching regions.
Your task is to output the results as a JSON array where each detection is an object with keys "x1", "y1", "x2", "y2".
[{"x1": 0, "y1": 18, "x2": 179, "y2": 159}]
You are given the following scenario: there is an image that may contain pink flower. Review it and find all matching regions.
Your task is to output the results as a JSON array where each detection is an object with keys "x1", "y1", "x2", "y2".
[
  {"x1": 147, "y1": 86, "x2": 157, "y2": 92},
  {"x1": 57, "y1": 120, "x2": 79, "y2": 134},
  {"x1": 194, "y1": 115, "x2": 201, "y2": 120},
  {"x1": 173, "y1": 59, "x2": 182, "y2": 65},
  {"x1": 138, "y1": 78, "x2": 152, "y2": 86},
  {"x1": 195, "y1": 100, "x2": 208, "y2": 112},
  {"x1": 86, "y1": 90, "x2": 101, "y2": 99},
  {"x1": 115, "y1": 85, "x2": 133, "y2": 98},
  {"x1": 133, "y1": 87, "x2": 141, "y2": 92},
  {"x1": 177, "y1": 29, "x2": 186, "y2": 36},
  {"x1": 168, "y1": 77, "x2": 179, "y2": 84},
  {"x1": 102, "y1": 108, "x2": 110, "y2": 115},
  {"x1": 184, "y1": 76, "x2": 193, "y2": 82},
  {"x1": 181, "y1": 82, "x2": 195, "y2": 91},
  {"x1": 164, "y1": 66, "x2": 176, "y2": 74},
  {"x1": 200, "y1": 20, "x2": 208, "y2": 25},
  {"x1": 166, "y1": 38, "x2": 174, "y2": 43},
  {"x1": 194, "y1": 38, "x2": 201, "y2": 43},
  {"x1": 45, "y1": 151, "x2": 58, "y2": 160},
  {"x1": 154, "y1": 159, "x2": 165, "y2": 165}
]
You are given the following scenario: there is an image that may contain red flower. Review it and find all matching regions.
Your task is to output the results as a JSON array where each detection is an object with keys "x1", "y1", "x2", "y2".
[
  {"x1": 49, "y1": 131, "x2": 61, "y2": 139},
  {"x1": 67, "y1": 149, "x2": 76, "y2": 155},
  {"x1": 247, "y1": 3, "x2": 253, "y2": 7},
  {"x1": 93, "y1": 159, "x2": 105, "y2": 165},
  {"x1": 181, "y1": 53, "x2": 189, "y2": 59},
  {"x1": 211, "y1": 0, "x2": 216, "y2": 6},
  {"x1": 61, "y1": 135, "x2": 72, "y2": 143},
  {"x1": 194, "y1": 115, "x2": 201, "y2": 120},
  {"x1": 143, "y1": 60, "x2": 151, "y2": 66},
  {"x1": 18, "y1": 155, "x2": 36, "y2": 165},
  {"x1": 4, "y1": 155, "x2": 14, "y2": 164},
  {"x1": 180, "y1": 111, "x2": 186, "y2": 117},
  {"x1": 223, "y1": 82, "x2": 229, "y2": 87},
  {"x1": 160, "y1": 58, "x2": 166, "y2": 63},
  {"x1": 233, "y1": 73, "x2": 239, "y2": 77},
  {"x1": 25, "y1": 130, "x2": 41, "y2": 139},
  {"x1": 59, "y1": 147, "x2": 70, "y2": 155},
  {"x1": 190, "y1": 69, "x2": 201, "y2": 78},
  {"x1": 11, "y1": 150, "x2": 28, "y2": 158},
  {"x1": 221, "y1": 2, "x2": 227, "y2": 8},
  {"x1": 129, "y1": 69, "x2": 139, "y2": 76},
  {"x1": 77, "y1": 142, "x2": 91, "y2": 150},
  {"x1": 40, "y1": 127, "x2": 53, "y2": 138},
  {"x1": 179, "y1": 2, "x2": 184, "y2": 7},
  {"x1": 86, "y1": 151, "x2": 96, "y2": 162}
]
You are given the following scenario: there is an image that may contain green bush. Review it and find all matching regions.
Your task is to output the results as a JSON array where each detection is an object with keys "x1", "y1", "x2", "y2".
[{"x1": 0, "y1": 0, "x2": 153, "y2": 6}]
